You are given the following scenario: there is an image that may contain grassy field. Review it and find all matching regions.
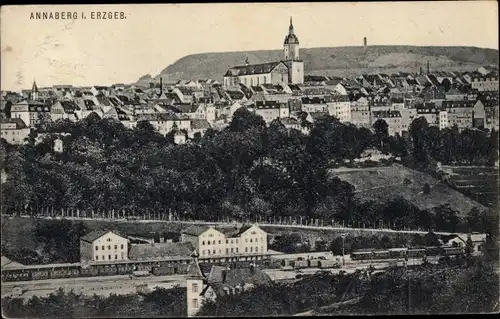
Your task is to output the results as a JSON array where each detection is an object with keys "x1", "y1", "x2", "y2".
[{"x1": 330, "y1": 164, "x2": 487, "y2": 215}]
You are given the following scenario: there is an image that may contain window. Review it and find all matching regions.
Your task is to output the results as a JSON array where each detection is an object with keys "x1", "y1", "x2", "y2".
[
  {"x1": 245, "y1": 247, "x2": 248, "y2": 252},
  {"x1": 236, "y1": 248, "x2": 239, "y2": 253},
  {"x1": 102, "y1": 246, "x2": 105, "y2": 250},
  {"x1": 256, "y1": 246, "x2": 258, "y2": 252},
  {"x1": 250, "y1": 239, "x2": 253, "y2": 243},
  {"x1": 192, "y1": 299, "x2": 199, "y2": 309},
  {"x1": 107, "y1": 238, "x2": 111, "y2": 242},
  {"x1": 121, "y1": 244, "x2": 124, "y2": 249},
  {"x1": 212, "y1": 250, "x2": 216, "y2": 254},
  {"x1": 115, "y1": 255, "x2": 117, "y2": 260},
  {"x1": 207, "y1": 250, "x2": 210, "y2": 255},
  {"x1": 207, "y1": 240, "x2": 211, "y2": 245},
  {"x1": 231, "y1": 240, "x2": 233, "y2": 244},
  {"x1": 250, "y1": 247, "x2": 253, "y2": 252},
  {"x1": 96, "y1": 256, "x2": 99, "y2": 260},
  {"x1": 202, "y1": 241, "x2": 205, "y2": 245},
  {"x1": 226, "y1": 248, "x2": 229, "y2": 254},
  {"x1": 261, "y1": 246, "x2": 263, "y2": 252},
  {"x1": 95, "y1": 246, "x2": 99, "y2": 251},
  {"x1": 102, "y1": 255, "x2": 105, "y2": 260},
  {"x1": 121, "y1": 252, "x2": 124, "y2": 259},
  {"x1": 192, "y1": 283, "x2": 199, "y2": 293},
  {"x1": 202, "y1": 250, "x2": 205, "y2": 255},
  {"x1": 108, "y1": 255, "x2": 111, "y2": 260},
  {"x1": 236, "y1": 239, "x2": 238, "y2": 244},
  {"x1": 114, "y1": 245, "x2": 117, "y2": 249},
  {"x1": 108, "y1": 245, "x2": 111, "y2": 250},
  {"x1": 231, "y1": 248, "x2": 234, "y2": 253},
  {"x1": 218, "y1": 240, "x2": 221, "y2": 244},
  {"x1": 226, "y1": 240, "x2": 228, "y2": 244}
]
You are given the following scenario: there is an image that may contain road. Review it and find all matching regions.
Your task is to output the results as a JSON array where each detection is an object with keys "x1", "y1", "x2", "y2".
[{"x1": 1, "y1": 256, "x2": 437, "y2": 299}]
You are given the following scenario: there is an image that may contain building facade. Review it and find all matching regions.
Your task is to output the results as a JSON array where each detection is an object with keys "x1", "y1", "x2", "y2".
[
  {"x1": 0, "y1": 118, "x2": 30, "y2": 145},
  {"x1": 80, "y1": 230, "x2": 129, "y2": 263},
  {"x1": 223, "y1": 18, "x2": 304, "y2": 88}
]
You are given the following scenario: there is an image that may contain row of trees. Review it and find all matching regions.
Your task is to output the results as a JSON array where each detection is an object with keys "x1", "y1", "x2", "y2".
[
  {"x1": 1, "y1": 110, "x2": 495, "y2": 231},
  {"x1": 1, "y1": 286, "x2": 186, "y2": 318}
]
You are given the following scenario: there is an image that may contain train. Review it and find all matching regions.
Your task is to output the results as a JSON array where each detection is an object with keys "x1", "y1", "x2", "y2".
[
  {"x1": 282, "y1": 256, "x2": 342, "y2": 270},
  {"x1": 1, "y1": 258, "x2": 191, "y2": 283},
  {"x1": 350, "y1": 246, "x2": 465, "y2": 261},
  {"x1": 1, "y1": 256, "x2": 274, "y2": 283}
]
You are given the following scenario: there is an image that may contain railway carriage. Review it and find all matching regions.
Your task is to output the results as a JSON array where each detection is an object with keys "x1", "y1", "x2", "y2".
[
  {"x1": 31, "y1": 270, "x2": 50, "y2": 280},
  {"x1": 351, "y1": 251, "x2": 373, "y2": 260},
  {"x1": 388, "y1": 248, "x2": 407, "y2": 258},
  {"x1": 407, "y1": 248, "x2": 426, "y2": 258},
  {"x1": 372, "y1": 250, "x2": 390, "y2": 259}
]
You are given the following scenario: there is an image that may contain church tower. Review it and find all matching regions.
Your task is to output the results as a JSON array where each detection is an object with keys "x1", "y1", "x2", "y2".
[
  {"x1": 284, "y1": 17, "x2": 299, "y2": 61},
  {"x1": 31, "y1": 79, "x2": 39, "y2": 101},
  {"x1": 283, "y1": 17, "x2": 304, "y2": 84}
]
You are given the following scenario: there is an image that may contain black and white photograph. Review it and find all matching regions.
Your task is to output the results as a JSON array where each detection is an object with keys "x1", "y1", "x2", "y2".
[{"x1": 0, "y1": 2, "x2": 499, "y2": 317}]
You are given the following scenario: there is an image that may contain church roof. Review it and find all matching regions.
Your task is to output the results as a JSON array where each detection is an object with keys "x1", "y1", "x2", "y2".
[{"x1": 224, "y1": 61, "x2": 287, "y2": 77}]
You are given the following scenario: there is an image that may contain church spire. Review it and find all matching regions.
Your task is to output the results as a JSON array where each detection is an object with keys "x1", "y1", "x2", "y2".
[{"x1": 289, "y1": 16, "x2": 294, "y2": 34}]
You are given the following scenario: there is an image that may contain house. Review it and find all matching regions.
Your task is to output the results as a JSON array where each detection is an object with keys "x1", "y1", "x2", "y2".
[
  {"x1": 180, "y1": 224, "x2": 268, "y2": 260},
  {"x1": 186, "y1": 254, "x2": 272, "y2": 316},
  {"x1": 53, "y1": 137, "x2": 63, "y2": 153},
  {"x1": 301, "y1": 96, "x2": 328, "y2": 113},
  {"x1": 253, "y1": 100, "x2": 290, "y2": 124},
  {"x1": 50, "y1": 101, "x2": 80, "y2": 122},
  {"x1": 442, "y1": 100, "x2": 477, "y2": 130},
  {"x1": 174, "y1": 131, "x2": 187, "y2": 145},
  {"x1": 371, "y1": 110, "x2": 403, "y2": 136},
  {"x1": 305, "y1": 111, "x2": 329, "y2": 124},
  {"x1": 80, "y1": 229, "x2": 129, "y2": 263},
  {"x1": 189, "y1": 119, "x2": 211, "y2": 138},
  {"x1": 326, "y1": 95, "x2": 351, "y2": 123},
  {"x1": 444, "y1": 233, "x2": 487, "y2": 255},
  {"x1": 471, "y1": 72, "x2": 499, "y2": 92},
  {"x1": 0, "y1": 118, "x2": 30, "y2": 145},
  {"x1": 350, "y1": 96, "x2": 371, "y2": 128}
]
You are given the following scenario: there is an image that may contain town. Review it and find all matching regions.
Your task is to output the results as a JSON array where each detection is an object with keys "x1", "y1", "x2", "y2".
[
  {"x1": 1, "y1": 14, "x2": 499, "y2": 318},
  {"x1": 1, "y1": 19, "x2": 499, "y2": 144}
]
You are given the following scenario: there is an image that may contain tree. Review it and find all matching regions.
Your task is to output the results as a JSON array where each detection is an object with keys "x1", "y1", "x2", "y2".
[
  {"x1": 409, "y1": 117, "x2": 431, "y2": 166},
  {"x1": 373, "y1": 119, "x2": 389, "y2": 149},
  {"x1": 229, "y1": 108, "x2": 266, "y2": 132},
  {"x1": 423, "y1": 183, "x2": 431, "y2": 194}
]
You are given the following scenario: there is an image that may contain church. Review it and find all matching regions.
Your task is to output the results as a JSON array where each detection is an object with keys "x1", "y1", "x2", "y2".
[{"x1": 223, "y1": 17, "x2": 304, "y2": 88}]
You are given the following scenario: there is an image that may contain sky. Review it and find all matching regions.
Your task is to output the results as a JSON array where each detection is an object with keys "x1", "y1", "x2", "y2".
[{"x1": 1, "y1": 2, "x2": 498, "y2": 91}]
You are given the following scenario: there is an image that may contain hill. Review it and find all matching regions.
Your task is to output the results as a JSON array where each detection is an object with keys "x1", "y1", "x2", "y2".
[
  {"x1": 330, "y1": 164, "x2": 487, "y2": 214},
  {"x1": 136, "y1": 45, "x2": 499, "y2": 84}
]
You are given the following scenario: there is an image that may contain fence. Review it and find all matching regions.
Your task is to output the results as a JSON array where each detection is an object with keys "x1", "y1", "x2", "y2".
[{"x1": 0, "y1": 206, "x2": 450, "y2": 235}]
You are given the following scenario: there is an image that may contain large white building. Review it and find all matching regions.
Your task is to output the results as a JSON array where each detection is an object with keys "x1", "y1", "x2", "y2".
[
  {"x1": 180, "y1": 224, "x2": 268, "y2": 260},
  {"x1": 223, "y1": 18, "x2": 304, "y2": 88},
  {"x1": 80, "y1": 230, "x2": 129, "y2": 263}
]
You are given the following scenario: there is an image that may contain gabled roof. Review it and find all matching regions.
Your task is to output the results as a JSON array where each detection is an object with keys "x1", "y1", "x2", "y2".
[
  {"x1": 181, "y1": 225, "x2": 212, "y2": 236},
  {"x1": 80, "y1": 229, "x2": 123, "y2": 243},
  {"x1": 128, "y1": 242, "x2": 194, "y2": 260},
  {"x1": 225, "y1": 61, "x2": 287, "y2": 77},
  {"x1": 0, "y1": 118, "x2": 28, "y2": 129},
  {"x1": 206, "y1": 265, "x2": 271, "y2": 295},
  {"x1": 187, "y1": 259, "x2": 205, "y2": 279},
  {"x1": 191, "y1": 119, "x2": 211, "y2": 130}
]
